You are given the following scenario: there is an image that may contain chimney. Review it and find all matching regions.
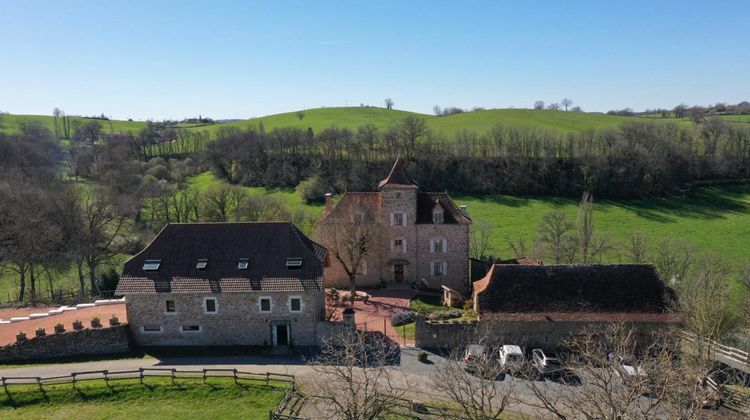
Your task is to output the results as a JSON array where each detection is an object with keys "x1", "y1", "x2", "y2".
[
  {"x1": 325, "y1": 193, "x2": 333, "y2": 211},
  {"x1": 459, "y1": 205, "x2": 469, "y2": 218}
]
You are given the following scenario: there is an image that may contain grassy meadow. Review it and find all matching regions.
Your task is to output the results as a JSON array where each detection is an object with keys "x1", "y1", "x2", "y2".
[
  {"x1": 0, "y1": 114, "x2": 146, "y2": 135},
  {"x1": 0, "y1": 377, "x2": 287, "y2": 419}
]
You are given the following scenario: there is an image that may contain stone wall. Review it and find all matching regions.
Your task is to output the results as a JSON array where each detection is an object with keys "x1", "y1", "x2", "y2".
[
  {"x1": 0, "y1": 325, "x2": 132, "y2": 363},
  {"x1": 415, "y1": 315, "x2": 671, "y2": 351},
  {"x1": 416, "y1": 223, "x2": 470, "y2": 294},
  {"x1": 126, "y1": 291, "x2": 324, "y2": 347}
]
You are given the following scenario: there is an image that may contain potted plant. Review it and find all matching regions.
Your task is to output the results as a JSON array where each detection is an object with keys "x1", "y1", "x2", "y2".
[
  {"x1": 418, "y1": 351, "x2": 429, "y2": 363},
  {"x1": 54, "y1": 323, "x2": 66, "y2": 334},
  {"x1": 91, "y1": 317, "x2": 102, "y2": 328},
  {"x1": 72, "y1": 319, "x2": 84, "y2": 330},
  {"x1": 109, "y1": 315, "x2": 120, "y2": 326},
  {"x1": 35, "y1": 327, "x2": 46, "y2": 337},
  {"x1": 16, "y1": 331, "x2": 27, "y2": 342}
]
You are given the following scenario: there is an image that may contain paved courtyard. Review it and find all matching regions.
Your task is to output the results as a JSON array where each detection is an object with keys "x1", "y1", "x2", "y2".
[{"x1": 332, "y1": 288, "x2": 416, "y2": 345}]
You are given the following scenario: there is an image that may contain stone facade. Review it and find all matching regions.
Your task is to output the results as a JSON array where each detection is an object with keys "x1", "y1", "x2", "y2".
[
  {"x1": 318, "y1": 160, "x2": 471, "y2": 294},
  {"x1": 126, "y1": 291, "x2": 323, "y2": 347},
  {"x1": 0, "y1": 325, "x2": 132, "y2": 363},
  {"x1": 414, "y1": 315, "x2": 672, "y2": 352}
]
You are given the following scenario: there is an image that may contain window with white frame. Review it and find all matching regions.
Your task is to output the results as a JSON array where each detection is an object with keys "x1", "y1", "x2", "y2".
[
  {"x1": 431, "y1": 238, "x2": 447, "y2": 253},
  {"x1": 259, "y1": 297, "x2": 272, "y2": 312},
  {"x1": 288, "y1": 296, "x2": 303, "y2": 312},
  {"x1": 204, "y1": 297, "x2": 218, "y2": 314},
  {"x1": 391, "y1": 238, "x2": 406, "y2": 253},
  {"x1": 431, "y1": 261, "x2": 447, "y2": 276},
  {"x1": 433, "y1": 211, "x2": 444, "y2": 224},
  {"x1": 143, "y1": 325, "x2": 162, "y2": 333},
  {"x1": 181, "y1": 325, "x2": 201, "y2": 332},
  {"x1": 356, "y1": 260, "x2": 367, "y2": 275},
  {"x1": 391, "y1": 212, "x2": 406, "y2": 226}
]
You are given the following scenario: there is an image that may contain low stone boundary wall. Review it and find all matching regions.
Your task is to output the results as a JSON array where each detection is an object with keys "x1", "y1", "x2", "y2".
[
  {"x1": 414, "y1": 315, "x2": 479, "y2": 350},
  {"x1": 0, "y1": 324, "x2": 132, "y2": 363}
]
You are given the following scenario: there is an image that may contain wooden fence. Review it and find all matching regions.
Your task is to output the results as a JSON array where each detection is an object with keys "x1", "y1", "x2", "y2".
[
  {"x1": 680, "y1": 331, "x2": 750, "y2": 373},
  {"x1": 1, "y1": 367, "x2": 294, "y2": 389}
]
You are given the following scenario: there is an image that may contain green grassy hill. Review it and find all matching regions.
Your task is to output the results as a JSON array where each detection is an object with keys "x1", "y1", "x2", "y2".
[
  {"x1": 2, "y1": 107, "x2": 688, "y2": 138},
  {"x1": 0, "y1": 114, "x2": 146, "y2": 135}
]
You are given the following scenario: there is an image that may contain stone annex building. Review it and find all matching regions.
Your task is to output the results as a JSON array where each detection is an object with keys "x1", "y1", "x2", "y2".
[
  {"x1": 317, "y1": 159, "x2": 472, "y2": 294},
  {"x1": 115, "y1": 222, "x2": 328, "y2": 347}
]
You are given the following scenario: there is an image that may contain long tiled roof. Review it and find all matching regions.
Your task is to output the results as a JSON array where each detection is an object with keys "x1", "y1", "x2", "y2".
[
  {"x1": 474, "y1": 264, "x2": 676, "y2": 315},
  {"x1": 117, "y1": 276, "x2": 323, "y2": 294},
  {"x1": 116, "y1": 222, "x2": 326, "y2": 295}
]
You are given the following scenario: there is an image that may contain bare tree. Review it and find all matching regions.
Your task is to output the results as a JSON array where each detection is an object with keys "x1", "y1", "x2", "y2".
[
  {"x1": 432, "y1": 343, "x2": 516, "y2": 419},
  {"x1": 296, "y1": 110, "x2": 305, "y2": 120},
  {"x1": 577, "y1": 192, "x2": 610, "y2": 263},
  {"x1": 506, "y1": 235, "x2": 528, "y2": 259},
  {"x1": 308, "y1": 330, "x2": 406, "y2": 419},
  {"x1": 547, "y1": 102, "x2": 561, "y2": 111},
  {"x1": 561, "y1": 98, "x2": 573, "y2": 111},
  {"x1": 316, "y1": 200, "x2": 382, "y2": 304},
  {"x1": 201, "y1": 184, "x2": 246, "y2": 222},
  {"x1": 654, "y1": 238, "x2": 694, "y2": 284},
  {"x1": 537, "y1": 211, "x2": 575, "y2": 263},
  {"x1": 385, "y1": 98, "x2": 394, "y2": 110},
  {"x1": 626, "y1": 231, "x2": 648, "y2": 263},
  {"x1": 533, "y1": 100, "x2": 545, "y2": 110},
  {"x1": 470, "y1": 220, "x2": 492, "y2": 260},
  {"x1": 398, "y1": 116, "x2": 427, "y2": 158}
]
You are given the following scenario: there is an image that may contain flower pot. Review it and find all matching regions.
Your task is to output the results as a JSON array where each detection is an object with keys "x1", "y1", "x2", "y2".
[
  {"x1": 54, "y1": 324, "x2": 66, "y2": 334},
  {"x1": 91, "y1": 318, "x2": 102, "y2": 328},
  {"x1": 73, "y1": 321, "x2": 84, "y2": 331},
  {"x1": 16, "y1": 332, "x2": 27, "y2": 342},
  {"x1": 109, "y1": 316, "x2": 120, "y2": 326},
  {"x1": 35, "y1": 328, "x2": 46, "y2": 337}
]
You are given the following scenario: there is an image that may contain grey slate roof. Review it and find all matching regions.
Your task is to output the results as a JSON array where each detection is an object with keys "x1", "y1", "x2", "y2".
[
  {"x1": 116, "y1": 222, "x2": 326, "y2": 295},
  {"x1": 474, "y1": 264, "x2": 675, "y2": 314}
]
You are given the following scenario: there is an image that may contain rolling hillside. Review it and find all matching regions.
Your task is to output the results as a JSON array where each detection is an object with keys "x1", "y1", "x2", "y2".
[{"x1": 2, "y1": 107, "x2": 686, "y2": 138}]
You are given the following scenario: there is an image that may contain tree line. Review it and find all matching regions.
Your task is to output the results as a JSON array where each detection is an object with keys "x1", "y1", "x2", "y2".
[{"x1": 203, "y1": 116, "x2": 750, "y2": 200}]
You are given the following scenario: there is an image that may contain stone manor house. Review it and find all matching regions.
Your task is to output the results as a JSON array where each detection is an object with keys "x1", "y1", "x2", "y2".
[
  {"x1": 316, "y1": 159, "x2": 472, "y2": 294},
  {"x1": 115, "y1": 222, "x2": 328, "y2": 347}
]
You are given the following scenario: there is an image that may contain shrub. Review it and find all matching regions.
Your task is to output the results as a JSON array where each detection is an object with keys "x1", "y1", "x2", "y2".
[
  {"x1": 91, "y1": 317, "x2": 102, "y2": 328},
  {"x1": 16, "y1": 332, "x2": 27, "y2": 342},
  {"x1": 35, "y1": 327, "x2": 46, "y2": 337},
  {"x1": 391, "y1": 310, "x2": 416, "y2": 327},
  {"x1": 427, "y1": 309, "x2": 463, "y2": 320},
  {"x1": 97, "y1": 268, "x2": 120, "y2": 294},
  {"x1": 418, "y1": 351, "x2": 429, "y2": 363},
  {"x1": 54, "y1": 323, "x2": 65, "y2": 334},
  {"x1": 73, "y1": 320, "x2": 84, "y2": 330},
  {"x1": 296, "y1": 175, "x2": 330, "y2": 204}
]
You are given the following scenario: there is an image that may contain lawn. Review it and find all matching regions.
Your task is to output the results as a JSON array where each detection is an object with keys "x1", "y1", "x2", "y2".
[
  {"x1": 0, "y1": 114, "x2": 146, "y2": 135},
  {"x1": 456, "y1": 185, "x2": 750, "y2": 269},
  {"x1": 0, "y1": 377, "x2": 287, "y2": 419},
  {"x1": 410, "y1": 295, "x2": 445, "y2": 314}
]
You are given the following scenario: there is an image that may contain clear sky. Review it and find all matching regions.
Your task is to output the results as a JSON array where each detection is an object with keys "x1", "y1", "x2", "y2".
[{"x1": 1, "y1": 0, "x2": 749, "y2": 120}]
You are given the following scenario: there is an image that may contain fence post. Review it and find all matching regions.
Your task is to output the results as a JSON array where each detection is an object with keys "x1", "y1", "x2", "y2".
[
  {"x1": 171, "y1": 368, "x2": 176, "y2": 386},
  {"x1": 139, "y1": 368, "x2": 144, "y2": 385},
  {"x1": 36, "y1": 377, "x2": 42, "y2": 392},
  {"x1": 265, "y1": 372, "x2": 270, "y2": 386},
  {"x1": 203, "y1": 369, "x2": 207, "y2": 384},
  {"x1": 1, "y1": 377, "x2": 6, "y2": 394},
  {"x1": 104, "y1": 370, "x2": 109, "y2": 387},
  {"x1": 233, "y1": 369, "x2": 238, "y2": 385},
  {"x1": 72, "y1": 373, "x2": 77, "y2": 389}
]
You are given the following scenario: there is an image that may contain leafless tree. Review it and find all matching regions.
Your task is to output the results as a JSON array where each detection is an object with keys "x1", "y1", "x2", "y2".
[
  {"x1": 432, "y1": 343, "x2": 516, "y2": 419},
  {"x1": 547, "y1": 102, "x2": 561, "y2": 111},
  {"x1": 533, "y1": 100, "x2": 545, "y2": 110},
  {"x1": 316, "y1": 200, "x2": 382, "y2": 304},
  {"x1": 577, "y1": 192, "x2": 610, "y2": 263},
  {"x1": 201, "y1": 184, "x2": 245, "y2": 222},
  {"x1": 507, "y1": 235, "x2": 529, "y2": 259},
  {"x1": 626, "y1": 231, "x2": 648, "y2": 263},
  {"x1": 654, "y1": 238, "x2": 694, "y2": 284},
  {"x1": 561, "y1": 98, "x2": 573, "y2": 111},
  {"x1": 385, "y1": 98, "x2": 394, "y2": 110},
  {"x1": 470, "y1": 220, "x2": 492, "y2": 259},
  {"x1": 399, "y1": 116, "x2": 427, "y2": 158},
  {"x1": 296, "y1": 110, "x2": 305, "y2": 120},
  {"x1": 308, "y1": 330, "x2": 406, "y2": 419},
  {"x1": 537, "y1": 211, "x2": 575, "y2": 263}
]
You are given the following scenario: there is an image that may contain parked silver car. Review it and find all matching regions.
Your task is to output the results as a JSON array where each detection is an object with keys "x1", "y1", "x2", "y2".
[{"x1": 497, "y1": 345, "x2": 525, "y2": 372}]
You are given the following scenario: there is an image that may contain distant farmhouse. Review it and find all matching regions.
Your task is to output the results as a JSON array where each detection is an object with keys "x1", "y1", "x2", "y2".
[
  {"x1": 317, "y1": 159, "x2": 472, "y2": 294},
  {"x1": 116, "y1": 222, "x2": 328, "y2": 347}
]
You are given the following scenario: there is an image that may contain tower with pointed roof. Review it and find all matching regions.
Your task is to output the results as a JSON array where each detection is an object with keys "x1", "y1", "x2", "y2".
[{"x1": 317, "y1": 159, "x2": 472, "y2": 294}]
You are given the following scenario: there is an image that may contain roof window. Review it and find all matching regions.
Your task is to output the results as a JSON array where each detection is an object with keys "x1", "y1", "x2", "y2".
[
  {"x1": 238, "y1": 258, "x2": 249, "y2": 270},
  {"x1": 196, "y1": 259, "x2": 208, "y2": 270},
  {"x1": 286, "y1": 257, "x2": 303, "y2": 269},
  {"x1": 143, "y1": 259, "x2": 161, "y2": 271}
]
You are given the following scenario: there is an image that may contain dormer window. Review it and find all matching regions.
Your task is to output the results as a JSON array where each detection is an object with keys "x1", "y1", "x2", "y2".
[
  {"x1": 143, "y1": 259, "x2": 161, "y2": 271},
  {"x1": 286, "y1": 257, "x2": 303, "y2": 269},
  {"x1": 196, "y1": 259, "x2": 208, "y2": 270},
  {"x1": 433, "y1": 211, "x2": 444, "y2": 224},
  {"x1": 238, "y1": 258, "x2": 249, "y2": 270}
]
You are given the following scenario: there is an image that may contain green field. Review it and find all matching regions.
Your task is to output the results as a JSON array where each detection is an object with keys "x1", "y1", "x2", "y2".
[
  {"x1": 0, "y1": 377, "x2": 286, "y2": 419},
  {"x1": 0, "y1": 114, "x2": 146, "y2": 135}
]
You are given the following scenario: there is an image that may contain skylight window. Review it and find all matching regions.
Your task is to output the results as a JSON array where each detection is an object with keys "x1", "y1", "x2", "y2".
[
  {"x1": 143, "y1": 259, "x2": 161, "y2": 271},
  {"x1": 196, "y1": 259, "x2": 208, "y2": 270},
  {"x1": 238, "y1": 258, "x2": 249, "y2": 270},
  {"x1": 286, "y1": 257, "x2": 303, "y2": 269}
]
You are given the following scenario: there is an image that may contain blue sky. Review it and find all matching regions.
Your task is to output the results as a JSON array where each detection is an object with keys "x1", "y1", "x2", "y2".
[{"x1": 1, "y1": 0, "x2": 748, "y2": 120}]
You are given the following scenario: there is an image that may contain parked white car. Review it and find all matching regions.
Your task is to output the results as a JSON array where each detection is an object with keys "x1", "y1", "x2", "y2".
[
  {"x1": 532, "y1": 348, "x2": 563, "y2": 375},
  {"x1": 497, "y1": 345, "x2": 525, "y2": 372}
]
